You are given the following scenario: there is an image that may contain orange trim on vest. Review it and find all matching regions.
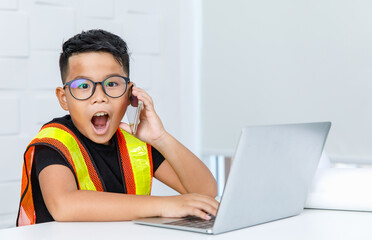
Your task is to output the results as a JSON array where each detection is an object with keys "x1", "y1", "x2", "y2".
[
  {"x1": 147, "y1": 143, "x2": 154, "y2": 184},
  {"x1": 117, "y1": 128, "x2": 136, "y2": 194},
  {"x1": 148, "y1": 144, "x2": 154, "y2": 195},
  {"x1": 18, "y1": 146, "x2": 36, "y2": 226}
]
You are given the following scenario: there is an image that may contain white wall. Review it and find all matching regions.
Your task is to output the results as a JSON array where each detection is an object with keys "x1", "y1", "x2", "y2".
[
  {"x1": 0, "y1": 0, "x2": 200, "y2": 229},
  {"x1": 201, "y1": 0, "x2": 372, "y2": 165}
]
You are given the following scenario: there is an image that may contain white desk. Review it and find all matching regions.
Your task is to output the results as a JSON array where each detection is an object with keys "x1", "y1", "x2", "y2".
[{"x1": 1, "y1": 209, "x2": 371, "y2": 240}]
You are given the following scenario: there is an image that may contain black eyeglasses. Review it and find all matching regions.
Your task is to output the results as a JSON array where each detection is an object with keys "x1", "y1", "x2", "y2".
[{"x1": 63, "y1": 76, "x2": 130, "y2": 100}]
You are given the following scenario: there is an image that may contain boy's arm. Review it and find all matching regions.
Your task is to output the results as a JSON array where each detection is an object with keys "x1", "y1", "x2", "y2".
[
  {"x1": 153, "y1": 135, "x2": 217, "y2": 197},
  {"x1": 39, "y1": 164, "x2": 218, "y2": 221}
]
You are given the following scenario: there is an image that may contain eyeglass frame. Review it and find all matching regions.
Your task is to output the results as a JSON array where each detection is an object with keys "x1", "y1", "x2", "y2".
[{"x1": 63, "y1": 75, "x2": 130, "y2": 100}]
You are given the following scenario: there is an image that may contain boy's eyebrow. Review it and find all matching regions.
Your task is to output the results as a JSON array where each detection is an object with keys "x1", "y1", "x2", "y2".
[
  {"x1": 70, "y1": 73, "x2": 128, "y2": 81},
  {"x1": 104, "y1": 73, "x2": 128, "y2": 79},
  {"x1": 71, "y1": 75, "x2": 91, "y2": 80}
]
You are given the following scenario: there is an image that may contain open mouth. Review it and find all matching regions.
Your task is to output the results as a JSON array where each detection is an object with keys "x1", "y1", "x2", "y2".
[{"x1": 91, "y1": 112, "x2": 110, "y2": 135}]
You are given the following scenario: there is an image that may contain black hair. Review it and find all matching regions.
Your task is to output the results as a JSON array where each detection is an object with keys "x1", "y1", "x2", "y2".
[{"x1": 59, "y1": 29, "x2": 130, "y2": 83}]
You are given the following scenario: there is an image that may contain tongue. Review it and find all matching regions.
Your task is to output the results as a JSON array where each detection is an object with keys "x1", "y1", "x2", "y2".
[{"x1": 92, "y1": 115, "x2": 108, "y2": 129}]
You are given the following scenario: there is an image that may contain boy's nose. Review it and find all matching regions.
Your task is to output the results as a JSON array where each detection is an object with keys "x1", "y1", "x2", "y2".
[{"x1": 91, "y1": 83, "x2": 108, "y2": 103}]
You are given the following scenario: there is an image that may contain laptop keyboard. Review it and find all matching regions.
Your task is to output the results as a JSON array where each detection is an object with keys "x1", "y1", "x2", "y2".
[{"x1": 164, "y1": 216, "x2": 215, "y2": 229}]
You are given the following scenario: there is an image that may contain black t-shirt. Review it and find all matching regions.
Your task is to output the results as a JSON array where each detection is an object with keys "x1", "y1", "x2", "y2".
[{"x1": 30, "y1": 115, "x2": 165, "y2": 223}]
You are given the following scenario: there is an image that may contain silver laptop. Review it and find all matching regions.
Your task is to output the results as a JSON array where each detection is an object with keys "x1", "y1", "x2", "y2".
[{"x1": 134, "y1": 122, "x2": 331, "y2": 234}]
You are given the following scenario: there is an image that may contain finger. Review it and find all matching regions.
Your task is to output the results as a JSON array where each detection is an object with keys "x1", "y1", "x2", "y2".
[
  {"x1": 138, "y1": 93, "x2": 153, "y2": 110},
  {"x1": 132, "y1": 86, "x2": 149, "y2": 97},
  {"x1": 188, "y1": 199, "x2": 218, "y2": 217},
  {"x1": 191, "y1": 195, "x2": 220, "y2": 212},
  {"x1": 131, "y1": 91, "x2": 153, "y2": 111},
  {"x1": 190, "y1": 208, "x2": 213, "y2": 221},
  {"x1": 132, "y1": 88, "x2": 154, "y2": 108},
  {"x1": 200, "y1": 197, "x2": 220, "y2": 210},
  {"x1": 119, "y1": 122, "x2": 132, "y2": 133},
  {"x1": 132, "y1": 87, "x2": 149, "y2": 98}
]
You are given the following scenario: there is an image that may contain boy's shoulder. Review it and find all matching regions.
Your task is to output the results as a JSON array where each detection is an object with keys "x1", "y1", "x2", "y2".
[
  {"x1": 41, "y1": 115, "x2": 83, "y2": 140},
  {"x1": 44, "y1": 115, "x2": 74, "y2": 129}
]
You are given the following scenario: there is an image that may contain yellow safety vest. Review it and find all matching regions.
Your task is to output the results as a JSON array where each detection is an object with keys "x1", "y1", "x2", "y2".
[{"x1": 17, "y1": 122, "x2": 153, "y2": 226}]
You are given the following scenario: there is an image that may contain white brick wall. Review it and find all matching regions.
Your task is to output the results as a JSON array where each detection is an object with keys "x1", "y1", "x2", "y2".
[
  {"x1": 0, "y1": 0, "x2": 18, "y2": 10},
  {"x1": 0, "y1": 12, "x2": 29, "y2": 57},
  {"x1": 0, "y1": 0, "x2": 200, "y2": 229}
]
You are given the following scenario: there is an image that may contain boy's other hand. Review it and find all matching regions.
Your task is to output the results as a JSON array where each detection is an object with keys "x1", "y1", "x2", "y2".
[
  {"x1": 160, "y1": 194, "x2": 219, "y2": 220},
  {"x1": 120, "y1": 87, "x2": 166, "y2": 145}
]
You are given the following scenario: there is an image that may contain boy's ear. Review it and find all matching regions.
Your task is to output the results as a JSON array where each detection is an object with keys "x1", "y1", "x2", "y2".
[
  {"x1": 56, "y1": 87, "x2": 69, "y2": 111},
  {"x1": 128, "y1": 82, "x2": 134, "y2": 105}
]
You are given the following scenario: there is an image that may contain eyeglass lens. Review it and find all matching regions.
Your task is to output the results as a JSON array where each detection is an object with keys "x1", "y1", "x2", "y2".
[{"x1": 69, "y1": 76, "x2": 128, "y2": 100}]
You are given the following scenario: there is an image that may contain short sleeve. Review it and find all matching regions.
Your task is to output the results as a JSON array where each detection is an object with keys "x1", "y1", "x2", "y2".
[
  {"x1": 151, "y1": 146, "x2": 165, "y2": 173},
  {"x1": 33, "y1": 145, "x2": 70, "y2": 177}
]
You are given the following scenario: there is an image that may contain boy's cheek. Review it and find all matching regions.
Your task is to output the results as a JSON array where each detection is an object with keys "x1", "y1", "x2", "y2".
[
  {"x1": 118, "y1": 98, "x2": 130, "y2": 115},
  {"x1": 118, "y1": 104, "x2": 128, "y2": 121}
]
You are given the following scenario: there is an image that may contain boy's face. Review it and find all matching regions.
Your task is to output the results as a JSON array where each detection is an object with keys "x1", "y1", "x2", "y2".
[{"x1": 56, "y1": 52, "x2": 131, "y2": 145}]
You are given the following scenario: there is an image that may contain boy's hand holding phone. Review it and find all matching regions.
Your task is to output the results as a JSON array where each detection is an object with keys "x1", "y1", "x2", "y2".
[{"x1": 120, "y1": 86, "x2": 167, "y2": 146}]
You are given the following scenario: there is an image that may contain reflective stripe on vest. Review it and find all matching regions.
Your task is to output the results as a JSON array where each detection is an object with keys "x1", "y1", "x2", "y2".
[
  {"x1": 121, "y1": 129, "x2": 152, "y2": 195},
  {"x1": 37, "y1": 126, "x2": 97, "y2": 191},
  {"x1": 17, "y1": 123, "x2": 152, "y2": 226}
]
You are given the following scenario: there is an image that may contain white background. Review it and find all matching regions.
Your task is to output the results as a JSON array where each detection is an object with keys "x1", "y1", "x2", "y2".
[{"x1": 201, "y1": 0, "x2": 372, "y2": 165}]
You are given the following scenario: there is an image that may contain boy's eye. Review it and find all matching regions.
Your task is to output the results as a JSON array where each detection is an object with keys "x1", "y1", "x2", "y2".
[
  {"x1": 78, "y1": 83, "x2": 90, "y2": 89},
  {"x1": 105, "y1": 81, "x2": 118, "y2": 87},
  {"x1": 70, "y1": 79, "x2": 91, "y2": 89}
]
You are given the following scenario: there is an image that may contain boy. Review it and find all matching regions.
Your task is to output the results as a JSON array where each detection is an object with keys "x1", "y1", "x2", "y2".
[{"x1": 17, "y1": 29, "x2": 218, "y2": 226}]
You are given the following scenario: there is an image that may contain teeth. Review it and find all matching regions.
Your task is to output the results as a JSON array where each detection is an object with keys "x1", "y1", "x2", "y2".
[{"x1": 94, "y1": 112, "x2": 108, "y2": 117}]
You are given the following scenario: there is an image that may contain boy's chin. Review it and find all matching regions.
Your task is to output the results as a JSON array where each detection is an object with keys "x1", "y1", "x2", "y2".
[
  {"x1": 87, "y1": 130, "x2": 115, "y2": 145},
  {"x1": 90, "y1": 135, "x2": 112, "y2": 145}
]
